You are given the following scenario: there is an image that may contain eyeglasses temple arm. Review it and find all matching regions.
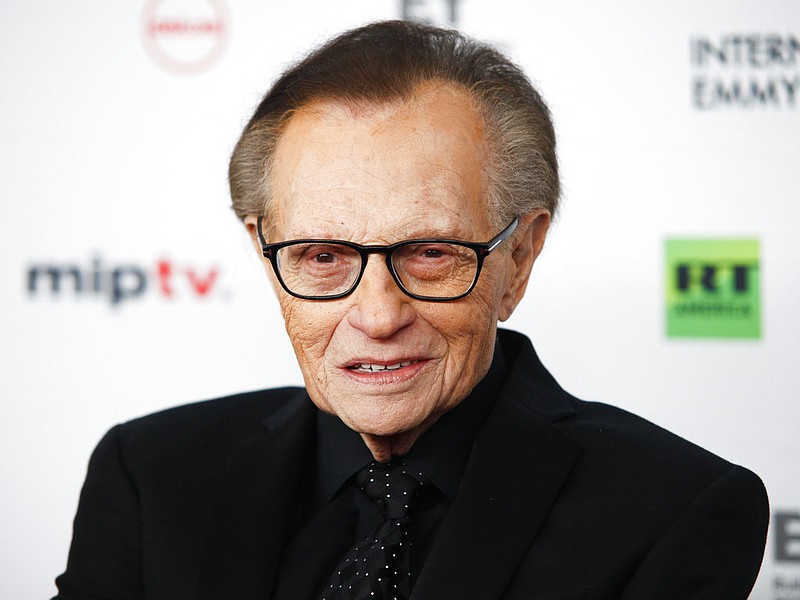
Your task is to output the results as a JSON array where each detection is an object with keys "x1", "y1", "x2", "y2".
[
  {"x1": 256, "y1": 216, "x2": 273, "y2": 258},
  {"x1": 485, "y1": 216, "x2": 519, "y2": 253}
]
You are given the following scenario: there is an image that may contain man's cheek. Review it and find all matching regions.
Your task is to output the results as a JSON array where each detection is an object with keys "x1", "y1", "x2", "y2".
[
  {"x1": 462, "y1": 289, "x2": 498, "y2": 324},
  {"x1": 282, "y1": 301, "x2": 337, "y2": 353},
  {"x1": 280, "y1": 301, "x2": 312, "y2": 347},
  {"x1": 474, "y1": 273, "x2": 508, "y2": 318},
  {"x1": 266, "y1": 270, "x2": 283, "y2": 299}
]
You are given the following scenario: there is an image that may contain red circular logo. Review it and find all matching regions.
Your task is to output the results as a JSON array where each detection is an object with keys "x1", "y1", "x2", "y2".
[{"x1": 142, "y1": 0, "x2": 230, "y2": 75}]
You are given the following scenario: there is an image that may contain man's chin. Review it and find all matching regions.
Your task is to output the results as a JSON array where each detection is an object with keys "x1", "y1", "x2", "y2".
[
  {"x1": 354, "y1": 424, "x2": 432, "y2": 461},
  {"x1": 345, "y1": 416, "x2": 424, "y2": 439},
  {"x1": 342, "y1": 407, "x2": 443, "y2": 445}
]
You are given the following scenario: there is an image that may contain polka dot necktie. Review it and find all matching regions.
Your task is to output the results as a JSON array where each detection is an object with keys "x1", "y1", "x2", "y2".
[{"x1": 318, "y1": 461, "x2": 426, "y2": 600}]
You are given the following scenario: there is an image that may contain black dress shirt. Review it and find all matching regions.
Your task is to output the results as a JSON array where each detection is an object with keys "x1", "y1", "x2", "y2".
[{"x1": 271, "y1": 345, "x2": 508, "y2": 600}]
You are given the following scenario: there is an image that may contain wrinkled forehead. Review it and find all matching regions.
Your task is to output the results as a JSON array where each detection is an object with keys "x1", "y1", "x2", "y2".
[{"x1": 264, "y1": 84, "x2": 495, "y2": 240}]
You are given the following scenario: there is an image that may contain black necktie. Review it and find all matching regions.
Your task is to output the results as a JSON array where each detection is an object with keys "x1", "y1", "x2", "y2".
[{"x1": 317, "y1": 461, "x2": 425, "y2": 600}]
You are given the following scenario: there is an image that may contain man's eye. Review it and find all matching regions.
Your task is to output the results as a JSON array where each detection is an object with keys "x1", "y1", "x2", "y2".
[
  {"x1": 311, "y1": 252, "x2": 336, "y2": 264},
  {"x1": 421, "y1": 248, "x2": 445, "y2": 259},
  {"x1": 406, "y1": 244, "x2": 452, "y2": 259}
]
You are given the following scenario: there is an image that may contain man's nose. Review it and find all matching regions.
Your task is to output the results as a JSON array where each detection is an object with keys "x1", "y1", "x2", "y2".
[{"x1": 346, "y1": 254, "x2": 415, "y2": 338}]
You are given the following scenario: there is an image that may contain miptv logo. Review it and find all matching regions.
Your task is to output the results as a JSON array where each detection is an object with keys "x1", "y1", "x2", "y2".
[
  {"x1": 26, "y1": 254, "x2": 225, "y2": 307},
  {"x1": 142, "y1": 0, "x2": 230, "y2": 75}
]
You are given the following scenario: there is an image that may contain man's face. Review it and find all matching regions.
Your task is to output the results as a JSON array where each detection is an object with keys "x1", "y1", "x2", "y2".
[{"x1": 251, "y1": 83, "x2": 543, "y2": 450}]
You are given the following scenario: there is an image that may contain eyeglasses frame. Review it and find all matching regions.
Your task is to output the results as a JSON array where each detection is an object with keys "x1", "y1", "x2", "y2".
[{"x1": 255, "y1": 215, "x2": 520, "y2": 301}]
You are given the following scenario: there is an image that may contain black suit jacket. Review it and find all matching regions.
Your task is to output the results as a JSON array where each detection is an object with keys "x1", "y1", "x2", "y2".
[{"x1": 54, "y1": 330, "x2": 769, "y2": 599}]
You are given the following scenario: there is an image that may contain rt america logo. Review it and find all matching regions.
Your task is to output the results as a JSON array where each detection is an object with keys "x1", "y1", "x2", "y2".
[{"x1": 26, "y1": 254, "x2": 224, "y2": 307}]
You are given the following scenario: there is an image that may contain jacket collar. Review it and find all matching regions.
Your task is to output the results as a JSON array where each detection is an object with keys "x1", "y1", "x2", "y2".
[
  {"x1": 496, "y1": 328, "x2": 579, "y2": 422},
  {"x1": 412, "y1": 329, "x2": 582, "y2": 599}
]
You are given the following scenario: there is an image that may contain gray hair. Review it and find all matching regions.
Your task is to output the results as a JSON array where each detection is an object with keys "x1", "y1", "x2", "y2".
[{"x1": 229, "y1": 20, "x2": 559, "y2": 230}]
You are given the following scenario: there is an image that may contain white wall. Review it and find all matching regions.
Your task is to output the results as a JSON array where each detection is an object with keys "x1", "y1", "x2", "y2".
[{"x1": 1, "y1": 1, "x2": 797, "y2": 598}]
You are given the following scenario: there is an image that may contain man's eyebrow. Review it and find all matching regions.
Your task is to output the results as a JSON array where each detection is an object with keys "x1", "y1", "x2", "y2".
[
  {"x1": 284, "y1": 221, "x2": 475, "y2": 242},
  {"x1": 391, "y1": 217, "x2": 481, "y2": 241},
  {"x1": 401, "y1": 228, "x2": 474, "y2": 241}
]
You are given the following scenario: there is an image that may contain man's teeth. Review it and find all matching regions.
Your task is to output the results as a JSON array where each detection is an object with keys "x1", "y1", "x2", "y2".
[{"x1": 351, "y1": 361, "x2": 416, "y2": 372}]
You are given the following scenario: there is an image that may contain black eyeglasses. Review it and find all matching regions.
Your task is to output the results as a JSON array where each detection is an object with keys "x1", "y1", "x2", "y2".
[{"x1": 255, "y1": 216, "x2": 519, "y2": 301}]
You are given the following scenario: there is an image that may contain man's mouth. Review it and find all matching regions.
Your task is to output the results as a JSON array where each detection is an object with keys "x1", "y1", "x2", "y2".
[{"x1": 348, "y1": 360, "x2": 419, "y2": 372}]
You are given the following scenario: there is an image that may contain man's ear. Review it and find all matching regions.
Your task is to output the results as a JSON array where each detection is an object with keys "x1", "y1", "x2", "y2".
[
  {"x1": 243, "y1": 215, "x2": 263, "y2": 255},
  {"x1": 243, "y1": 214, "x2": 285, "y2": 297},
  {"x1": 498, "y1": 209, "x2": 551, "y2": 321}
]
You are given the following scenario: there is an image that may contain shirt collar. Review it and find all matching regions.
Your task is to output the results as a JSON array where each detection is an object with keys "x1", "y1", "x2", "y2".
[{"x1": 313, "y1": 340, "x2": 508, "y2": 508}]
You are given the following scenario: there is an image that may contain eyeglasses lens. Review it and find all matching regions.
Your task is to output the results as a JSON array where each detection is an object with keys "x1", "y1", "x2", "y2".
[{"x1": 274, "y1": 242, "x2": 479, "y2": 299}]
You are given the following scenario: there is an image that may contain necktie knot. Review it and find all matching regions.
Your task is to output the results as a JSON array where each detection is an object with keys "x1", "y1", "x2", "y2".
[
  {"x1": 318, "y1": 461, "x2": 425, "y2": 600},
  {"x1": 356, "y1": 461, "x2": 425, "y2": 521}
]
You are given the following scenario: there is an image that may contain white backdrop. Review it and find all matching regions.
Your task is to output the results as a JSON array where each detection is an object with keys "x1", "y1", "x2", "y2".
[{"x1": 1, "y1": 1, "x2": 798, "y2": 598}]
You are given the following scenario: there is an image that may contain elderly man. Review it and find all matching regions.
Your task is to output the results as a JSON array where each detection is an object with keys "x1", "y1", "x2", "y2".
[{"x1": 55, "y1": 20, "x2": 768, "y2": 600}]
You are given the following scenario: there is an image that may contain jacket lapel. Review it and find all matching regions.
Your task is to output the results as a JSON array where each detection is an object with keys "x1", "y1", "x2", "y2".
[
  {"x1": 413, "y1": 331, "x2": 583, "y2": 600},
  {"x1": 198, "y1": 392, "x2": 315, "y2": 600}
]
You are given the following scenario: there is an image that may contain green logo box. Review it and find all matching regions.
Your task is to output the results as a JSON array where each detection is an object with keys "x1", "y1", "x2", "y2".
[{"x1": 665, "y1": 239, "x2": 760, "y2": 339}]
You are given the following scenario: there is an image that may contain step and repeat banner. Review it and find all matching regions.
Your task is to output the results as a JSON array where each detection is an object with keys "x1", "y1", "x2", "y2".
[{"x1": 1, "y1": 1, "x2": 798, "y2": 598}]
